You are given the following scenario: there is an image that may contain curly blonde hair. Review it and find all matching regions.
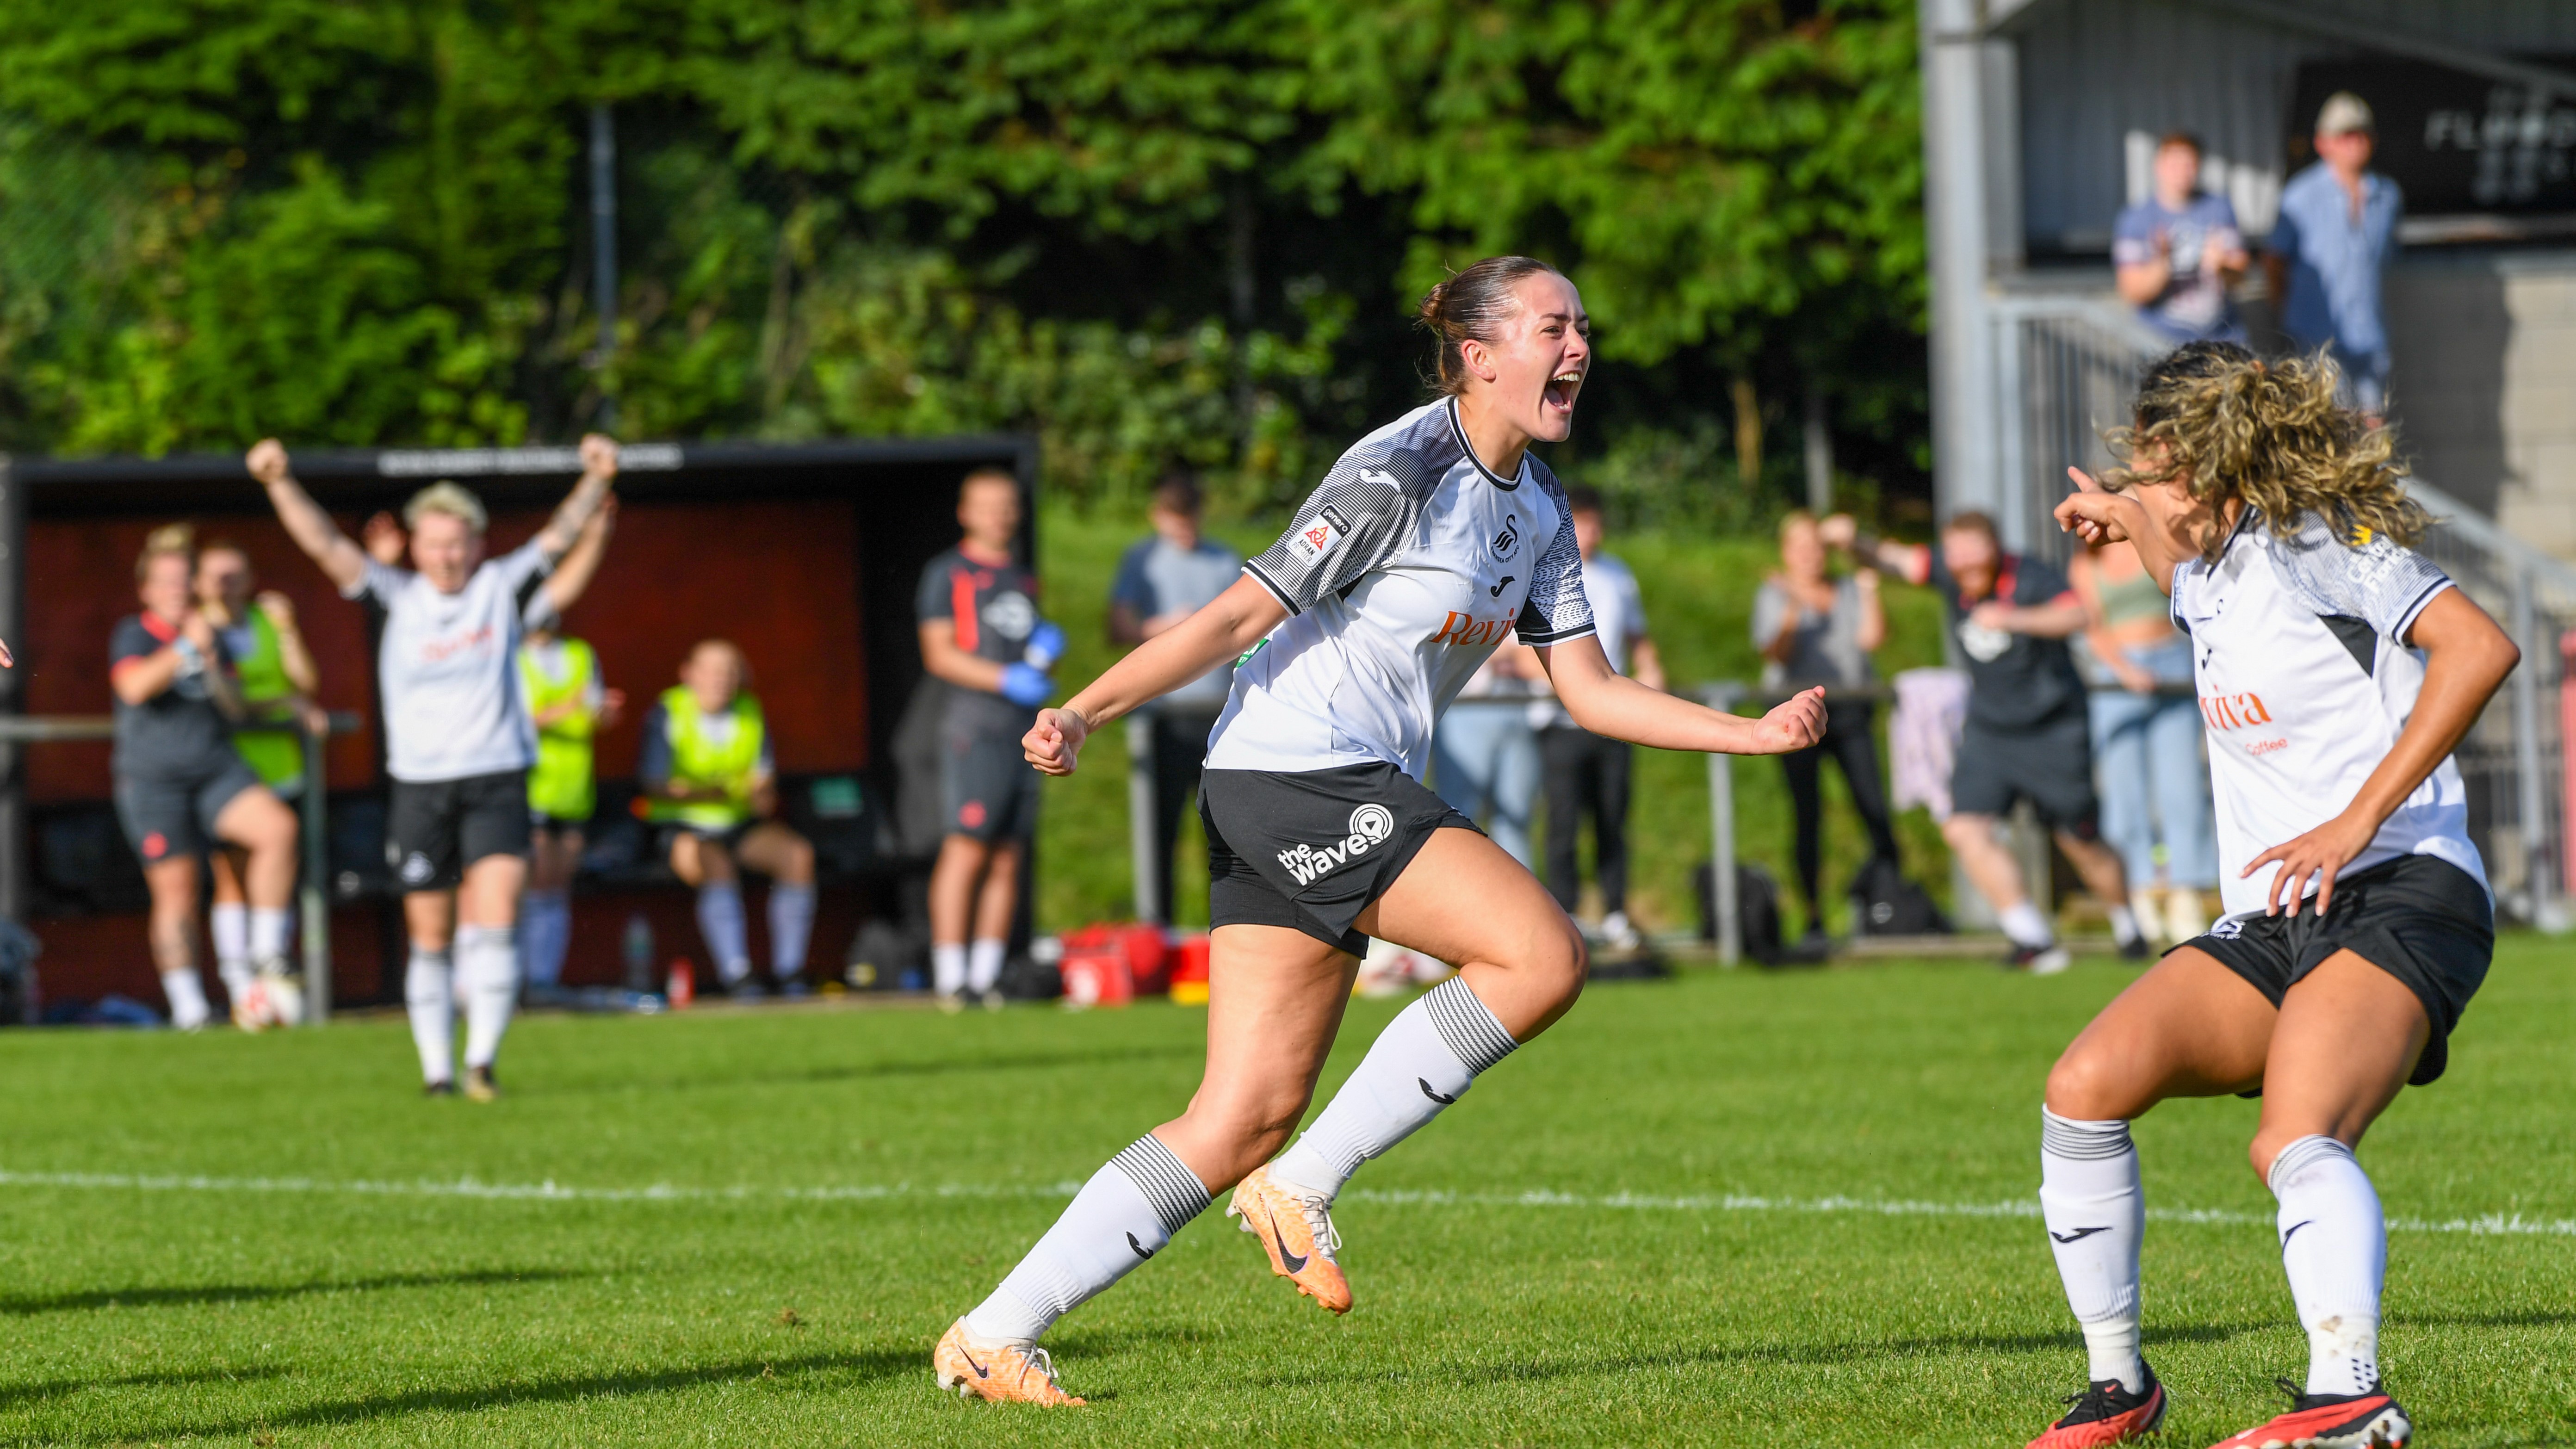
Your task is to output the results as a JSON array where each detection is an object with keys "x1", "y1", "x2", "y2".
[{"x1": 2104, "y1": 341, "x2": 2426, "y2": 562}]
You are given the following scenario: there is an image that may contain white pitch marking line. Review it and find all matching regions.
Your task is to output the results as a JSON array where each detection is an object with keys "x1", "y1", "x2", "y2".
[{"x1": 0, "y1": 1169, "x2": 2567, "y2": 1239}]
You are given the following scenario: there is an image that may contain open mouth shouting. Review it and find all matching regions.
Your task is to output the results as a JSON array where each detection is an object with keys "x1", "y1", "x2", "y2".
[{"x1": 1542, "y1": 366, "x2": 1585, "y2": 419}]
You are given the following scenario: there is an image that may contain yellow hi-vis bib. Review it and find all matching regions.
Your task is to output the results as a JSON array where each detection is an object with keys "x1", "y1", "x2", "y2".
[
  {"x1": 231, "y1": 606, "x2": 305, "y2": 790},
  {"x1": 644, "y1": 687, "x2": 764, "y2": 831},
  {"x1": 520, "y1": 638, "x2": 601, "y2": 823}
]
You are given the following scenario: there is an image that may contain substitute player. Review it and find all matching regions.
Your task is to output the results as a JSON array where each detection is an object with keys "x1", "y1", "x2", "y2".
[
  {"x1": 2028, "y1": 342, "x2": 2516, "y2": 1449},
  {"x1": 931, "y1": 256, "x2": 1825, "y2": 1404},
  {"x1": 194, "y1": 539, "x2": 328, "y2": 1027},
  {"x1": 640, "y1": 640, "x2": 815, "y2": 998},
  {"x1": 916, "y1": 471, "x2": 1062, "y2": 1009},
  {"x1": 518, "y1": 502, "x2": 621, "y2": 1003},
  {"x1": 249, "y1": 435, "x2": 618, "y2": 1100},
  {"x1": 111, "y1": 526, "x2": 303, "y2": 1031}
]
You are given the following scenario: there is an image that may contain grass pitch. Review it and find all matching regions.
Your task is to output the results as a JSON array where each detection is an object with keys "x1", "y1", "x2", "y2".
[{"x1": 1, "y1": 941, "x2": 2570, "y2": 1447}]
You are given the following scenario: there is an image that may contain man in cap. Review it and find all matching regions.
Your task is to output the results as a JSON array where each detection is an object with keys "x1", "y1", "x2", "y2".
[{"x1": 2266, "y1": 92, "x2": 2403, "y2": 420}]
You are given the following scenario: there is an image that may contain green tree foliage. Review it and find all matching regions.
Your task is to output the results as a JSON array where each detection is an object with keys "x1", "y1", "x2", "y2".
[{"x1": 0, "y1": 0, "x2": 1923, "y2": 521}]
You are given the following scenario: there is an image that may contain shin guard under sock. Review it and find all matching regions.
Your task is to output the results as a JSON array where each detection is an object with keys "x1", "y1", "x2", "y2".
[
  {"x1": 2269, "y1": 1134, "x2": 2384, "y2": 1397},
  {"x1": 456, "y1": 925, "x2": 519, "y2": 1070},
  {"x1": 966, "y1": 1134, "x2": 1210, "y2": 1342},
  {"x1": 2040, "y1": 1108, "x2": 2146, "y2": 1392},
  {"x1": 1269, "y1": 977, "x2": 1518, "y2": 1203},
  {"x1": 405, "y1": 945, "x2": 455, "y2": 1084}
]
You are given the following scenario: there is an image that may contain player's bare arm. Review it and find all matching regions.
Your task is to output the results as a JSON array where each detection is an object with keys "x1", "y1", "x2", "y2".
[
  {"x1": 541, "y1": 495, "x2": 618, "y2": 615},
  {"x1": 247, "y1": 438, "x2": 370, "y2": 593},
  {"x1": 2055, "y1": 465, "x2": 2204, "y2": 594},
  {"x1": 2244, "y1": 587, "x2": 2519, "y2": 919},
  {"x1": 532, "y1": 434, "x2": 620, "y2": 562},
  {"x1": 1025, "y1": 574, "x2": 1287, "y2": 776},
  {"x1": 1539, "y1": 633, "x2": 1824, "y2": 755}
]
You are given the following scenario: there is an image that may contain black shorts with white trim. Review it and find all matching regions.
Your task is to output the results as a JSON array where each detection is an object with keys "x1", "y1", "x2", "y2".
[
  {"x1": 2186, "y1": 853, "x2": 2492, "y2": 1087},
  {"x1": 1200, "y1": 762, "x2": 1477, "y2": 956},
  {"x1": 386, "y1": 769, "x2": 532, "y2": 892}
]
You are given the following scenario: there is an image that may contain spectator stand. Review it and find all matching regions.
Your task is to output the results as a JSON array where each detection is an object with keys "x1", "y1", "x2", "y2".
[{"x1": 0, "y1": 436, "x2": 1040, "y2": 1016}]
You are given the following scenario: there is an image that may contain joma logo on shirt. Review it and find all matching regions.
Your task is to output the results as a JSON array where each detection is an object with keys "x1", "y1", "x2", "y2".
[
  {"x1": 1428, "y1": 611, "x2": 1515, "y2": 647},
  {"x1": 2199, "y1": 691, "x2": 2273, "y2": 731}
]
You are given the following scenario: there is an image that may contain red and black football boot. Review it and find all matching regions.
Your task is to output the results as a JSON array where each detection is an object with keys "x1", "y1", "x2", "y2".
[
  {"x1": 2206, "y1": 1379, "x2": 2410, "y2": 1449},
  {"x1": 2028, "y1": 1361, "x2": 2167, "y2": 1449}
]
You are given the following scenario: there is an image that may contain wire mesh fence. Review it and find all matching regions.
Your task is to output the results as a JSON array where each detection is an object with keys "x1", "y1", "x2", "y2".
[{"x1": 1989, "y1": 295, "x2": 2576, "y2": 928}]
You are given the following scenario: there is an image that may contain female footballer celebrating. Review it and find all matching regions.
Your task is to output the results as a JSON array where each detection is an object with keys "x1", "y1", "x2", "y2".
[
  {"x1": 931, "y1": 256, "x2": 1826, "y2": 1405},
  {"x1": 2029, "y1": 342, "x2": 2518, "y2": 1449}
]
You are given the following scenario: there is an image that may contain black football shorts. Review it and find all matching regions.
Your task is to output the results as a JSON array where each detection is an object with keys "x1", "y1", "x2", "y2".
[
  {"x1": 387, "y1": 769, "x2": 533, "y2": 891},
  {"x1": 1199, "y1": 762, "x2": 1478, "y2": 955},
  {"x1": 2188, "y1": 853, "x2": 2492, "y2": 1086}
]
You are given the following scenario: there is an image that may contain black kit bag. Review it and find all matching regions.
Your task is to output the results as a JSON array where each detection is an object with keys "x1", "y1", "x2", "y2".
[
  {"x1": 1847, "y1": 856, "x2": 1950, "y2": 936},
  {"x1": 1696, "y1": 861, "x2": 1787, "y2": 965}
]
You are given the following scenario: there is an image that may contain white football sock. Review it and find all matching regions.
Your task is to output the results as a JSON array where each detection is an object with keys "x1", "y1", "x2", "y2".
[
  {"x1": 932, "y1": 943, "x2": 968, "y2": 997},
  {"x1": 2268, "y1": 1135, "x2": 2384, "y2": 1398},
  {"x1": 2040, "y1": 1108, "x2": 2145, "y2": 1392},
  {"x1": 405, "y1": 944, "x2": 455, "y2": 1085},
  {"x1": 210, "y1": 903, "x2": 249, "y2": 977},
  {"x1": 967, "y1": 938, "x2": 1007, "y2": 994},
  {"x1": 249, "y1": 906, "x2": 292, "y2": 965},
  {"x1": 964, "y1": 1134, "x2": 1210, "y2": 1342},
  {"x1": 1268, "y1": 977, "x2": 1517, "y2": 1203},
  {"x1": 2000, "y1": 900, "x2": 2056, "y2": 950},
  {"x1": 2105, "y1": 904, "x2": 2141, "y2": 947},
  {"x1": 160, "y1": 969, "x2": 211, "y2": 1030},
  {"x1": 457, "y1": 925, "x2": 520, "y2": 1071},
  {"x1": 768, "y1": 883, "x2": 815, "y2": 975},
  {"x1": 520, "y1": 889, "x2": 571, "y2": 989},
  {"x1": 694, "y1": 883, "x2": 752, "y2": 985}
]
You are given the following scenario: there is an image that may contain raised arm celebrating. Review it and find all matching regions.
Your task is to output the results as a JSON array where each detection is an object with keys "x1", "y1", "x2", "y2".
[
  {"x1": 532, "y1": 434, "x2": 620, "y2": 564},
  {"x1": 246, "y1": 439, "x2": 368, "y2": 594},
  {"x1": 538, "y1": 494, "x2": 618, "y2": 618}
]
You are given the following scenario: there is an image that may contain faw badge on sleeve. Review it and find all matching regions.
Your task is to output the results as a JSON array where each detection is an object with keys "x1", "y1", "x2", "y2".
[{"x1": 1289, "y1": 504, "x2": 1353, "y2": 563}]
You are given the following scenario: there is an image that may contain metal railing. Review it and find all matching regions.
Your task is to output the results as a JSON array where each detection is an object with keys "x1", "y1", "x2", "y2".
[
  {"x1": 1988, "y1": 295, "x2": 2576, "y2": 929},
  {"x1": 0, "y1": 712, "x2": 360, "y2": 1020}
]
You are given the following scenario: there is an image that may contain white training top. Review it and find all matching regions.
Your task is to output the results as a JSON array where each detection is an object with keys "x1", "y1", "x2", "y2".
[
  {"x1": 2169, "y1": 508, "x2": 2485, "y2": 919},
  {"x1": 1208, "y1": 398, "x2": 1596, "y2": 778},
  {"x1": 348, "y1": 541, "x2": 552, "y2": 783}
]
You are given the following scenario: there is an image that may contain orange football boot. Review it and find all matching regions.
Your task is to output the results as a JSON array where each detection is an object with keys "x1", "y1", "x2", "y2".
[
  {"x1": 1228, "y1": 1164, "x2": 1352, "y2": 1314},
  {"x1": 932, "y1": 1319, "x2": 1084, "y2": 1406}
]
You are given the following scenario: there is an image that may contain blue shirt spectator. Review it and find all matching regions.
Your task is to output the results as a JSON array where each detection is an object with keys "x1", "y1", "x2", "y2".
[
  {"x1": 2114, "y1": 133, "x2": 2248, "y2": 343},
  {"x1": 2267, "y1": 93, "x2": 2402, "y2": 414},
  {"x1": 1110, "y1": 477, "x2": 1241, "y2": 711}
]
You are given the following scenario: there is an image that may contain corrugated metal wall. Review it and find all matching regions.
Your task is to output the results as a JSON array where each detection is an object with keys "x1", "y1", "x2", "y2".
[{"x1": 2016, "y1": 0, "x2": 2576, "y2": 253}]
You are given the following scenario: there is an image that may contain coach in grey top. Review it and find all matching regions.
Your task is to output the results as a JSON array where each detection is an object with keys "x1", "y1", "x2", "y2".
[{"x1": 250, "y1": 435, "x2": 618, "y2": 1101}]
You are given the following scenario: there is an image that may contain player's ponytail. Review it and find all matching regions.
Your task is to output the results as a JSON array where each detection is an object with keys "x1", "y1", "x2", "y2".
[
  {"x1": 1416, "y1": 255, "x2": 1564, "y2": 396},
  {"x1": 2104, "y1": 341, "x2": 2427, "y2": 562}
]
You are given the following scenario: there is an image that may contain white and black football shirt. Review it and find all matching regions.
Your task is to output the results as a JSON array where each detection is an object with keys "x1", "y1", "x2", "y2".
[
  {"x1": 1206, "y1": 398, "x2": 1594, "y2": 778},
  {"x1": 2171, "y1": 508, "x2": 2486, "y2": 919}
]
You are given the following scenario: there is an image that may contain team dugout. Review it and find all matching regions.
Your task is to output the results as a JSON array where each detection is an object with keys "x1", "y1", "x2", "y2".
[{"x1": 0, "y1": 437, "x2": 1036, "y2": 1012}]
